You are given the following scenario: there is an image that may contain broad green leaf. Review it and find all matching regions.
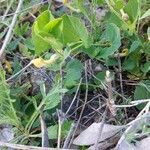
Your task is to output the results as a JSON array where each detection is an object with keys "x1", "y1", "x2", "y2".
[
  {"x1": 32, "y1": 11, "x2": 62, "y2": 55},
  {"x1": 98, "y1": 23, "x2": 121, "y2": 59},
  {"x1": 140, "y1": 9, "x2": 150, "y2": 20},
  {"x1": 124, "y1": 0, "x2": 140, "y2": 22},
  {"x1": 64, "y1": 59, "x2": 83, "y2": 88},
  {"x1": 32, "y1": 23, "x2": 51, "y2": 55},
  {"x1": 43, "y1": 18, "x2": 63, "y2": 40},
  {"x1": 107, "y1": 11, "x2": 128, "y2": 31},
  {"x1": 62, "y1": 15, "x2": 80, "y2": 45},
  {"x1": 62, "y1": 15, "x2": 90, "y2": 48},
  {"x1": 36, "y1": 10, "x2": 54, "y2": 30},
  {"x1": 43, "y1": 18, "x2": 62, "y2": 32},
  {"x1": 123, "y1": 52, "x2": 141, "y2": 71},
  {"x1": 32, "y1": 10, "x2": 90, "y2": 55}
]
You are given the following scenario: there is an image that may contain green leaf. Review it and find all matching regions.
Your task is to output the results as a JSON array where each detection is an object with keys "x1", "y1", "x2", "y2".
[
  {"x1": 64, "y1": 59, "x2": 83, "y2": 88},
  {"x1": 141, "y1": 61, "x2": 150, "y2": 73},
  {"x1": 23, "y1": 38, "x2": 34, "y2": 50},
  {"x1": 48, "y1": 121, "x2": 72, "y2": 139},
  {"x1": 0, "y1": 70, "x2": 20, "y2": 126},
  {"x1": 32, "y1": 22, "x2": 52, "y2": 55},
  {"x1": 140, "y1": 8, "x2": 150, "y2": 20},
  {"x1": 98, "y1": 23, "x2": 121, "y2": 59},
  {"x1": 12, "y1": 57, "x2": 22, "y2": 74},
  {"x1": 32, "y1": 10, "x2": 90, "y2": 55},
  {"x1": 32, "y1": 10, "x2": 61, "y2": 55},
  {"x1": 82, "y1": 46, "x2": 101, "y2": 59},
  {"x1": 114, "y1": 0, "x2": 124, "y2": 10},
  {"x1": 62, "y1": 15, "x2": 90, "y2": 48},
  {"x1": 36, "y1": 10, "x2": 54, "y2": 30},
  {"x1": 134, "y1": 80, "x2": 150, "y2": 110},
  {"x1": 123, "y1": 52, "x2": 141, "y2": 72},
  {"x1": 15, "y1": 22, "x2": 30, "y2": 36},
  {"x1": 44, "y1": 84, "x2": 68, "y2": 110},
  {"x1": 94, "y1": 71, "x2": 106, "y2": 88},
  {"x1": 97, "y1": 0, "x2": 105, "y2": 5},
  {"x1": 124, "y1": 0, "x2": 140, "y2": 22},
  {"x1": 129, "y1": 41, "x2": 141, "y2": 54}
]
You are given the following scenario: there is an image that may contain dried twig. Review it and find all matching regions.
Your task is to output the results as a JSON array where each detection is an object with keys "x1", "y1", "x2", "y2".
[
  {"x1": 0, "y1": 0, "x2": 48, "y2": 20},
  {"x1": 63, "y1": 122, "x2": 77, "y2": 149},
  {"x1": 1, "y1": 0, "x2": 14, "y2": 21},
  {"x1": 117, "y1": 55, "x2": 124, "y2": 97},
  {"x1": 0, "y1": 0, "x2": 24, "y2": 58},
  {"x1": 105, "y1": 70, "x2": 116, "y2": 116},
  {"x1": 40, "y1": 99, "x2": 49, "y2": 147},
  {"x1": 65, "y1": 78, "x2": 82, "y2": 116},
  {"x1": 115, "y1": 99, "x2": 150, "y2": 108},
  {"x1": 68, "y1": 62, "x2": 89, "y2": 148},
  {"x1": 116, "y1": 99, "x2": 150, "y2": 149},
  {"x1": 6, "y1": 62, "x2": 32, "y2": 82},
  {"x1": 0, "y1": 141, "x2": 75, "y2": 150},
  {"x1": 57, "y1": 110, "x2": 65, "y2": 149},
  {"x1": 94, "y1": 70, "x2": 115, "y2": 150}
]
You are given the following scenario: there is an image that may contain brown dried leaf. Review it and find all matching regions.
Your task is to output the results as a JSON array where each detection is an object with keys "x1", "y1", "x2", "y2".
[{"x1": 73, "y1": 123, "x2": 123, "y2": 146}]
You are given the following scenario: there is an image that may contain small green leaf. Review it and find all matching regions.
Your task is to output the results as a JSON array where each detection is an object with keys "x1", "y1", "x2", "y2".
[
  {"x1": 44, "y1": 84, "x2": 68, "y2": 110},
  {"x1": 129, "y1": 41, "x2": 141, "y2": 54},
  {"x1": 15, "y1": 22, "x2": 30, "y2": 36},
  {"x1": 140, "y1": 9, "x2": 150, "y2": 20},
  {"x1": 64, "y1": 59, "x2": 83, "y2": 88},
  {"x1": 123, "y1": 52, "x2": 141, "y2": 72},
  {"x1": 124, "y1": 0, "x2": 140, "y2": 22},
  {"x1": 48, "y1": 121, "x2": 72, "y2": 139},
  {"x1": 36, "y1": 10, "x2": 54, "y2": 30},
  {"x1": 141, "y1": 61, "x2": 150, "y2": 73},
  {"x1": 114, "y1": 0, "x2": 124, "y2": 10},
  {"x1": 134, "y1": 80, "x2": 150, "y2": 110}
]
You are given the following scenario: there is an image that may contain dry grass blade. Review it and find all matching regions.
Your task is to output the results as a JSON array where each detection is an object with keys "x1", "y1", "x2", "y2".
[{"x1": 0, "y1": 141, "x2": 75, "y2": 150}]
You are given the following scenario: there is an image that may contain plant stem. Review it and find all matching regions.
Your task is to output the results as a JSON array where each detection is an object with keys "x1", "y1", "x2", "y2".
[
  {"x1": 0, "y1": 0, "x2": 24, "y2": 58},
  {"x1": 25, "y1": 100, "x2": 45, "y2": 132}
]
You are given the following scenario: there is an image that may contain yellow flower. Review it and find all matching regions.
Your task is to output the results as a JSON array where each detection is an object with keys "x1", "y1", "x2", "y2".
[{"x1": 31, "y1": 54, "x2": 58, "y2": 68}]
